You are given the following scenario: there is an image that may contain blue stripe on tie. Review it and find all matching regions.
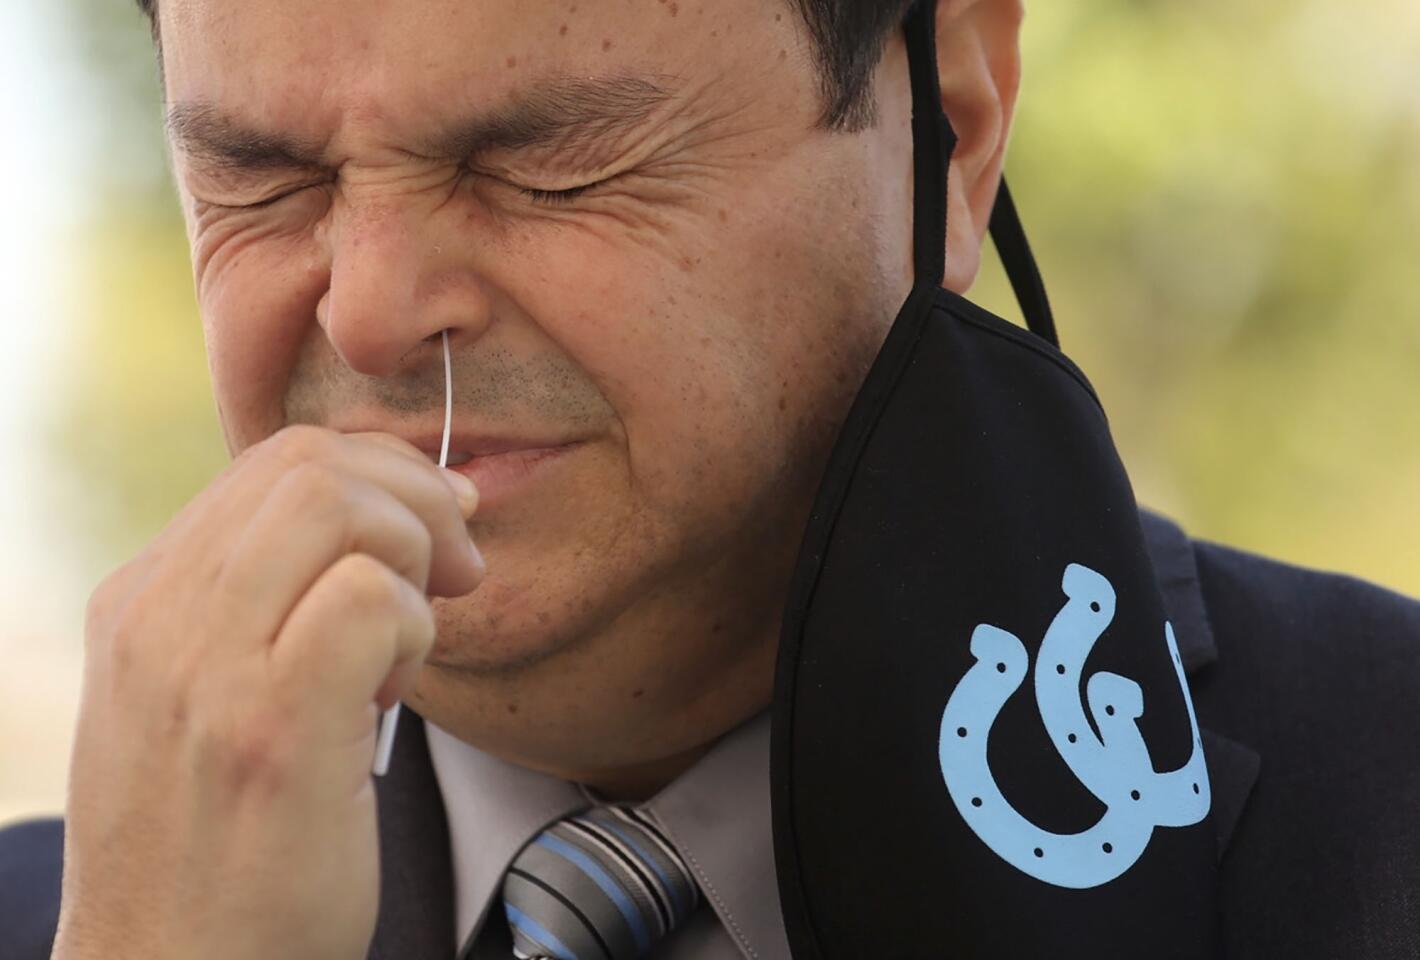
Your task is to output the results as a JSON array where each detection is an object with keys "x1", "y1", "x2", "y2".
[
  {"x1": 506, "y1": 902, "x2": 581, "y2": 960},
  {"x1": 591, "y1": 817, "x2": 688, "y2": 919},
  {"x1": 535, "y1": 833, "x2": 651, "y2": 953}
]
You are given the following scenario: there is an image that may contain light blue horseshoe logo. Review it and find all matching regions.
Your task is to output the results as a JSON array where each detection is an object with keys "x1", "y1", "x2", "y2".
[{"x1": 937, "y1": 563, "x2": 1210, "y2": 889}]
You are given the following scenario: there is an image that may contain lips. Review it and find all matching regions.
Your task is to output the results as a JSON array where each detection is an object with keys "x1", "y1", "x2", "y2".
[
  {"x1": 328, "y1": 422, "x2": 584, "y2": 505},
  {"x1": 441, "y1": 442, "x2": 583, "y2": 508},
  {"x1": 406, "y1": 432, "x2": 580, "y2": 459},
  {"x1": 413, "y1": 436, "x2": 575, "y2": 469},
  {"x1": 436, "y1": 450, "x2": 475, "y2": 466}
]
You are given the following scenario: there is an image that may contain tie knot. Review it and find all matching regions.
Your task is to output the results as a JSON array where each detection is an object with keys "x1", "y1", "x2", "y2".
[{"x1": 502, "y1": 805, "x2": 701, "y2": 960}]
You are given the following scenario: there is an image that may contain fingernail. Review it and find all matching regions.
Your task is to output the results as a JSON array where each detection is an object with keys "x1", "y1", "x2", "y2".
[
  {"x1": 442, "y1": 469, "x2": 479, "y2": 512},
  {"x1": 467, "y1": 536, "x2": 486, "y2": 575}
]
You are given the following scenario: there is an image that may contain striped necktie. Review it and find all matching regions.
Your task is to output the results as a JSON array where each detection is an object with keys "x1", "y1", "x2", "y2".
[{"x1": 501, "y1": 805, "x2": 701, "y2": 960}]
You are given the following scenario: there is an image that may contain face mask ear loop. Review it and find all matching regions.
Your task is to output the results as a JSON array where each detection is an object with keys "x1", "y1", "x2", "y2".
[
  {"x1": 989, "y1": 178, "x2": 1060, "y2": 348},
  {"x1": 905, "y1": 0, "x2": 955, "y2": 293},
  {"x1": 372, "y1": 327, "x2": 454, "y2": 776},
  {"x1": 907, "y1": 0, "x2": 1059, "y2": 349}
]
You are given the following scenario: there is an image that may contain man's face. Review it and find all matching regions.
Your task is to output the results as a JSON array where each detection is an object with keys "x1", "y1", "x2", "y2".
[{"x1": 159, "y1": 0, "x2": 916, "y2": 776}]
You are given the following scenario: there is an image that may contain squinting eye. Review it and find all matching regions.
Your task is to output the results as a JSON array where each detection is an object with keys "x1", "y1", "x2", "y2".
[
  {"x1": 518, "y1": 181, "x2": 603, "y2": 206},
  {"x1": 231, "y1": 194, "x2": 288, "y2": 210},
  {"x1": 214, "y1": 183, "x2": 327, "y2": 211},
  {"x1": 207, "y1": 187, "x2": 302, "y2": 210}
]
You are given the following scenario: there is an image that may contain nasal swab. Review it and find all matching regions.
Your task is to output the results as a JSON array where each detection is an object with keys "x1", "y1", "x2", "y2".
[{"x1": 372, "y1": 327, "x2": 453, "y2": 776}]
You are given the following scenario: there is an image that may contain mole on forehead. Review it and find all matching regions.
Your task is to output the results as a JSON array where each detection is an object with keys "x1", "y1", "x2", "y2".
[{"x1": 166, "y1": 73, "x2": 683, "y2": 170}]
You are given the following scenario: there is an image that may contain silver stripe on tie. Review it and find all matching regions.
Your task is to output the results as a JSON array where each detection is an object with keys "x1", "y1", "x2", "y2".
[
  {"x1": 607, "y1": 807, "x2": 700, "y2": 917},
  {"x1": 564, "y1": 816, "x2": 673, "y2": 934},
  {"x1": 502, "y1": 805, "x2": 701, "y2": 960}
]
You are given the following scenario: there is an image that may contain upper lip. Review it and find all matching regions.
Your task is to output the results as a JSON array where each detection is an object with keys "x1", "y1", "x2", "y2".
[{"x1": 332, "y1": 424, "x2": 582, "y2": 459}]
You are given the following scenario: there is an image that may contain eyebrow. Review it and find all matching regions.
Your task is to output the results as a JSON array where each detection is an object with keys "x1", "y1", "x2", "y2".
[
  {"x1": 167, "y1": 74, "x2": 679, "y2": 173},
  {"x1": 166, "y1": 102, "x2": 326, "y2": 171}
]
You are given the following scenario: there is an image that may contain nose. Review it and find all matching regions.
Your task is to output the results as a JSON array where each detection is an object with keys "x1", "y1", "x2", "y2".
[{"x1": 317, "y1": 197, "x2": 493, "y2": 377}]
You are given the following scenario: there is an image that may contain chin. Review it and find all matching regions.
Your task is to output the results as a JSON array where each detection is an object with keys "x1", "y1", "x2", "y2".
[{"x1": 425, "y1": 590, "x2": 586, "y2": 677}]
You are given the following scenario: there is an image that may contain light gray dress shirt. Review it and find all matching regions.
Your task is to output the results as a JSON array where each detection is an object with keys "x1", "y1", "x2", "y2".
[{"x1": 426, "y1": 708, "x2": 791, "y2": 960}]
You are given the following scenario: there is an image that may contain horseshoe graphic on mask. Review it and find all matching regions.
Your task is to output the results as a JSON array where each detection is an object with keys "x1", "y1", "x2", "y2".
[{"x1": 937, "y1": 564, "x2": 1211, "y2": 888}]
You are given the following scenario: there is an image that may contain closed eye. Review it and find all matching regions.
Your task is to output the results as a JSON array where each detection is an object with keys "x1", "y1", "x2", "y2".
[
  {"x1": 207, "y1": 183, "x2": 327, "y2": 210},
  {"x1": 517, "y1": 176, "x2": 614, "y2": 206}
]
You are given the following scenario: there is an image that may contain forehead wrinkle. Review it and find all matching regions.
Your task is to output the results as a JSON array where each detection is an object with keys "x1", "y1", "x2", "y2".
[
  {"x1": 415, "y1": 73, "x2": 683, "y2": 163},
  {"x1": 167, "y1": 74, "x2": 684, "y2": 174}
]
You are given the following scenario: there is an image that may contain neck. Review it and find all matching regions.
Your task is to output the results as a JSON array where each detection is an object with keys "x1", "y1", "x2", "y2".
[
  {"x1": 411, "y1": 616, "x2": 780, "y2": 801},
  {"x1": 574, "y1": 737, "x2": 725, "y2": 803}
]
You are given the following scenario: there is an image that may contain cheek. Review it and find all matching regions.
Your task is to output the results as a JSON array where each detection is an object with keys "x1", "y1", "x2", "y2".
[
  {"x1": 506, "y1": 186, "x2": 863, "y2": 527},
  {"x1": 193, "y1": 210, "x2": 328, "y2": 452}
]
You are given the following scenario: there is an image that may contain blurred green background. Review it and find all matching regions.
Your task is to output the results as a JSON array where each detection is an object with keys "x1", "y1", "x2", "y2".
[{"x1": 1, "y1": 0, "x2": 1416, "y2": 822}]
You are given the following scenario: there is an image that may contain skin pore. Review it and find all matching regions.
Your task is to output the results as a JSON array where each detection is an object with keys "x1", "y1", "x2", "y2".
[{"x1": 158, "y1": 0, "x2": 1020, "y2": 800}]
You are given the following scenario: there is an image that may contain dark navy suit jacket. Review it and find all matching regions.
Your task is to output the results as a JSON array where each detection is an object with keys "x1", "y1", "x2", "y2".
[{"x1": 4, "y1": 511, "x2": 1418, "y2": 959}]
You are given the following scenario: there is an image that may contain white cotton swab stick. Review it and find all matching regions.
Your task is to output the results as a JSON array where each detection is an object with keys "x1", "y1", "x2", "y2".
[{"x1": 372, "y1": 327, "x2": 454, "y2": 777}]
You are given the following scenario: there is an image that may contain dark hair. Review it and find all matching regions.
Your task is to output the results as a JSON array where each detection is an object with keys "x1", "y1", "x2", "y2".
[
  {"x1": 791, "y1": 0, "x2": 918, "y2": 129},
  {"x1": 133, "y1": 0, "x2": 915, "y2": 130}
]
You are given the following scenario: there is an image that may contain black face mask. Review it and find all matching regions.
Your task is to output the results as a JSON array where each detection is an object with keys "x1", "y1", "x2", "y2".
[{"x1": 769, "y1": 1, "x2": 1220, "y2": 956}]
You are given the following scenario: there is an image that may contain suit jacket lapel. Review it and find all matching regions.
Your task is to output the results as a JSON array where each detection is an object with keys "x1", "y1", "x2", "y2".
[
  {"x1": 368, "y1": 711, "x2": 456, "y2": 960},
  {"x1": 1140, "y1": 509, "x2": 1261, "y2": 861}
]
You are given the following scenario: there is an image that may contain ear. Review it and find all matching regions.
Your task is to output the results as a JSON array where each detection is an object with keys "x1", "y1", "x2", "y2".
[{"x1": 936, "y1": 0, "x2": 1024, "y2": 293}]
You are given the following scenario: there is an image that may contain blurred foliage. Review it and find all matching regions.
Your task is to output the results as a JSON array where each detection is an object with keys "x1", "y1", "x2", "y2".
[
  {"x1": 46, "y1": 0, "x2": 228, "y2": 583},
  {"x1": 975, "y1": 0, "x2": 1420, "y2": 592},
  {"x1": 50, "y1": 204, "x2": 227, "y2": 580},
  {"x1": 48, "y1": 0, "x2": 1420, "y2": 593}
]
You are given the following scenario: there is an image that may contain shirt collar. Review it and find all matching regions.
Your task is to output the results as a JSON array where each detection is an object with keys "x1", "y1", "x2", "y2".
[
  {"x1": 426, "y1": 708, "x2": 783, "y2": 960},
  {"x1": 424, "y1": 722, "x2": 586, "y2": 950},
  {"x1": 641, "y1": 708, "x2": 787, "y2": 960}
]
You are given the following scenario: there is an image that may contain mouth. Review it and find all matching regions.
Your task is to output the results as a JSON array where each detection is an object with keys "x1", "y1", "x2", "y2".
[
  {"x1": 426, "y1": 441, "x2": 585, "y2": 509},
  {"x1": 329, "y1": 422, "x2": 585, "y2": 507},
  {"x1": 408, "y1": 437, "x2": 585, "y2": 511},
  {"x1": 405, "y1": 431, "x2": 582, "y2": 460}
]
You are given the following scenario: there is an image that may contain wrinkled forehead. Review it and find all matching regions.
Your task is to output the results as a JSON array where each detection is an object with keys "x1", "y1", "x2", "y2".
[{"x1": 157, "y1": 0, "x2": 792, "y2": 139}]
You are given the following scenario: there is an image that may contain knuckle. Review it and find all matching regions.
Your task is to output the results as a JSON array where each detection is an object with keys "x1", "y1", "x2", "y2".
[
  {"x1": 85, "y1": 556, "x2": 152, "y2": 633},
  {"x1": 102, "y1": 610, "x2": 145, "y2": 674},
  {"x1": 336, "y1": 553, "x2": 404, "y2": 615},
  {"x1": 276, "y1": 460, "x2": 349, "y2": 515},
  {"x1": 268, "y1": 423, "x2": 336, "y2": 465},
  {"x1": 84, "y1": 569, "x2": 126, "y2": 638},
  {"x1": 97, "y1": 579, "x2": 163, "y2": 671},
  {"x1": 368, "y1": 431, "x2": 426, "y2": 461}
]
